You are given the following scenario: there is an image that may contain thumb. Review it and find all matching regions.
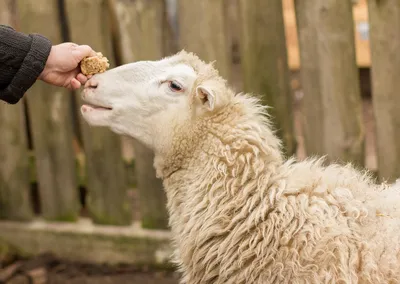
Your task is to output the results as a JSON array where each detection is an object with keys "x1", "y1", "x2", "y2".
[{"x1": 72, "y1": 44, "x2": 97, "y2": 62}]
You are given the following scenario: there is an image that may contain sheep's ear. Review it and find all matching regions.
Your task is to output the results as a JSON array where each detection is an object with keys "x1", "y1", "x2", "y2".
[{"x1": 196, "y1": 85, "x2": 215, "y2": 111}]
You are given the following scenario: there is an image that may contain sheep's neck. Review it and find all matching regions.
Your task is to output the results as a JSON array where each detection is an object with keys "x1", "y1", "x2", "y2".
[
  {"x1": 157, "y1": 103, "x2": 283, "y2": 179},
  {"x1": 159, "y1": 103, "x2": 286, "y2": 277}
]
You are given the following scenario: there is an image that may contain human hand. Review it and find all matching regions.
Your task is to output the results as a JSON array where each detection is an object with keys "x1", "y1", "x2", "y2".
[{"x1": 38, "y1": 43, "x2": 96, "y2": 90}]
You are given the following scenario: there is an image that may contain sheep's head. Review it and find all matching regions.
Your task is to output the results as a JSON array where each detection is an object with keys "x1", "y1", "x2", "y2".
[{"x1": 80, "y1": 50, "x2": 232, "y2": 152}]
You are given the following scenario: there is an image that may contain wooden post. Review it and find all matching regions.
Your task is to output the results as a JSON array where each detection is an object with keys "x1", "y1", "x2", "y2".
[
  {"x1": 0, "y1": 0, "x2": 33, "y2": 221},
  {"x1": 178, "y1": 0, "x2": 231, "y2": 80},
  {"x1": 162, "y1": 0, "x2": 178, "y2": 56},
  {"x1": 294, "y1": 0, "x2": 324, "y2": 157},
  {"x1": 64, "y1": 0, "x2": 131, "y2": 225},
  {"x1": 109, "y1": 0, "x2": 169, "y2": 229},
  {"x1": 295, "y1": 0, "x2": 364, "y2": 167},
  {"x1": 17, "y1": 0, "x2": 80, "y2": 221},
  {"x1": 368, "y1": 0, "x2": 400, "y2": 181},
  {"x1": 239, "y1": 0, "x2": 296, "y2": 156}
]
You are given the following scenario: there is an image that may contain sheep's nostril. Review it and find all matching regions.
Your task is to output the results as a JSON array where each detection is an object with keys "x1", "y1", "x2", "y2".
[{"x1": 85, "y1": 79, "x2": 98, "y2": 89}]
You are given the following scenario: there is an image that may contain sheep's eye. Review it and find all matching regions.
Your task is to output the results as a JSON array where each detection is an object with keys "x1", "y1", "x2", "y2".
[{"x1": 169, "y1": 81, "x2": 183, "y2": 92}]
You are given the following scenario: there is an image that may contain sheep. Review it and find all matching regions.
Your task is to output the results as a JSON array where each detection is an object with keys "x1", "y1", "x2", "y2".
[{"x1": 80, "y1": 50, "x2": 400, "y2": 284}]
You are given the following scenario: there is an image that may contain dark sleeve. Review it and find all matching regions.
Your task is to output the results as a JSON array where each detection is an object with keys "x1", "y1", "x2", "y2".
[{"x1": 0, "y1": 25, "x2": 52, "y2": 104}]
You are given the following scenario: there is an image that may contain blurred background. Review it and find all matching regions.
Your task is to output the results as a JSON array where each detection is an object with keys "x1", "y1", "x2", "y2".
[{"x1": 1, "y1": 0, "x2": 399, "y2": 283}]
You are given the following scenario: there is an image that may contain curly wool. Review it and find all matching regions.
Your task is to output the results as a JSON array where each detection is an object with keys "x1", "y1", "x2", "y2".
[{"x1": 154, "y1": 54, "x2": 400, "y2": 284}]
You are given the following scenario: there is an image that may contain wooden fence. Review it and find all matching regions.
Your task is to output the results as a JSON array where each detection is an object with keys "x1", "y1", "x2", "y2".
[
  {"x1": 0, "y1": 0, "x2": 172, "y2": 228},
  {"x1": 0, "y1": 0, "x2": 399, "y2": 265}
]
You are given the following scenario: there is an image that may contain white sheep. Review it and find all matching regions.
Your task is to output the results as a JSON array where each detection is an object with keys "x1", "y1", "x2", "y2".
[{"x1": 80, "y1": 50, "x2": 400, "y2": 284}]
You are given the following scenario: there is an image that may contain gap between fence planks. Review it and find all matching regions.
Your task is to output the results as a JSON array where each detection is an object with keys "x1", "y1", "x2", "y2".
[
  {"x1": 0, "y1": 0, "x2": 33, "y2": 221},
  {"x1": 109, "y1": 0, "x2": 169, "y2": 229},
  {"x1": 17, "y1": 0, "x2": 80, "y2": 222},
  {"x1": 64, "y1": 0, "x2": 131, "y2": 226},
  {"x1": 295, "y1": 0, "x2": 365, "y2": 168},
  {"x1": 239, "y1": 0, "x2": 296, "y2": 157}
]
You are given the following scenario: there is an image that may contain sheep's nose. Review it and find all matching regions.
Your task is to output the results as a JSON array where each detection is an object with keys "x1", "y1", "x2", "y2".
[{"x1": 85, "y1": 79, "x2": 98, "y2": 89}]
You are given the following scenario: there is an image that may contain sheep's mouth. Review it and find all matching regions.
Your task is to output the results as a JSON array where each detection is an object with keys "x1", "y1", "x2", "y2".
[{"x1": 82, "y1": 103, "x2": 112, "y2": 111}]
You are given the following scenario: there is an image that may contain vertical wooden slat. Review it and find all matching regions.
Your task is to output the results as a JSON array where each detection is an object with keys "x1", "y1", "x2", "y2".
[
  {"x1": 0, "y1": 0, "x2": 32, "y2": 221},
  {"x1": 295, "y1": 0, "x2": 364, "y2": 166},
  {"x1": 133, "y1": 143, "x2": 168, "y2": 229},
  {"x1": 17, "y1": 0, "x2": 79, "y2": 221},
  {"x1": 294, "y1": 1, "x2": 324, "y2": 157},
  {"x1": 110, "y1": 0, "x2": 169, "y2": 229},
  {"x1": 239, "y1": 0, "x2": 296, "y2": 156},
  {"x1": 64, "y1": 0, "x2": 131, "y2": 225},
  {"x1": 162, "y1": 0, "x2": 178, "y2": 56},
  {"x1": 368, "y1": 0, "x2": 400, "y2": 182},
  {"x1": 178, "y1": 0, "x2": 231, "y2": 80}
]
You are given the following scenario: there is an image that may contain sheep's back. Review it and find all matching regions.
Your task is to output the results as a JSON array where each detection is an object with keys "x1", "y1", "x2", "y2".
[{"x1": 283, "y1": 159, "x2": 400, "y2": 281}]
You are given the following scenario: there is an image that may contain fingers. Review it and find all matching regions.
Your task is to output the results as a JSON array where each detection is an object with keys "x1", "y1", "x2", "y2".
[
  {"x1": 70, "y1": 72, "x2": 93, "y2": 90},
  {"x1": 67, "y1": 70, "x2": 91, "y2": 90},
  {"x1": 71, "y1": 44, "x2": 97, "y2": 62},
  {"x1": 70, "y1": 78, "x2": 81, "y2": 90},
  {"x1": 76, "y1": 73, "x2": 88, "y2": 85}
]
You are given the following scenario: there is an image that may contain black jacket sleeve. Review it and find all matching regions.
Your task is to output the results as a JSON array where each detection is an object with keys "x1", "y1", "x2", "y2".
[{"x1": 0, "y1": 25, "x2": 52, "y2": 104}]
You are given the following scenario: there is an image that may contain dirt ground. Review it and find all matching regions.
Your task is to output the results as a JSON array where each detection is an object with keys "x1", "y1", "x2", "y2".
[{"x1": 0, "y1": 253, "x2": 180, "y2": 284}]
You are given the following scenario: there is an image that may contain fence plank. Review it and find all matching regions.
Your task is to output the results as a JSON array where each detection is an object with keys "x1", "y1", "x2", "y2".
[
  {"x1": 64, "y1": 0, "x2": 131, "y2": 225},
  {"x1": 110, "y1": 0, "x2": 169, "y2": 229},
  {"x1": 17, "y1": 0, "x2": 80, "y2": 221},
  {"x1": 368, "y1": 0, "x2": 400, "y2": 182},
  {"x1": 162, "y1": 0, "x2": 178, "y2": 56},
  {"x1": 295, "y1": 0, "x2": 364, "y2": 167},
  {"x1": 178, "y1": 0, "x2": 231, "y2": 80},
  {"x1": 0, "y1": 0, "x2": 33, "y2": 221},
  {"x1": 294, "y1": 1, "x2": 324, "y2": 157},
  {"x1": 239, "y1": 0, "x2": 296, "y2": 156}
]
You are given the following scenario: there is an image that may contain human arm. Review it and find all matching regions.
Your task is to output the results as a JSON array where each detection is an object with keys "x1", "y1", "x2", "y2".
[
  {"x1": 0, "y1": 24, "x2": 51, "y2": 104},
  {"x1": 0, "y1": 25, "x2": 96, "y2": 104}
]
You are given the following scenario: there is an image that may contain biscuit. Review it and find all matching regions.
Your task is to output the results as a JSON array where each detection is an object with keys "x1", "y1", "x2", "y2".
[{"x1": 80, "y1": 52, "x2": 110, "y2": 75}]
